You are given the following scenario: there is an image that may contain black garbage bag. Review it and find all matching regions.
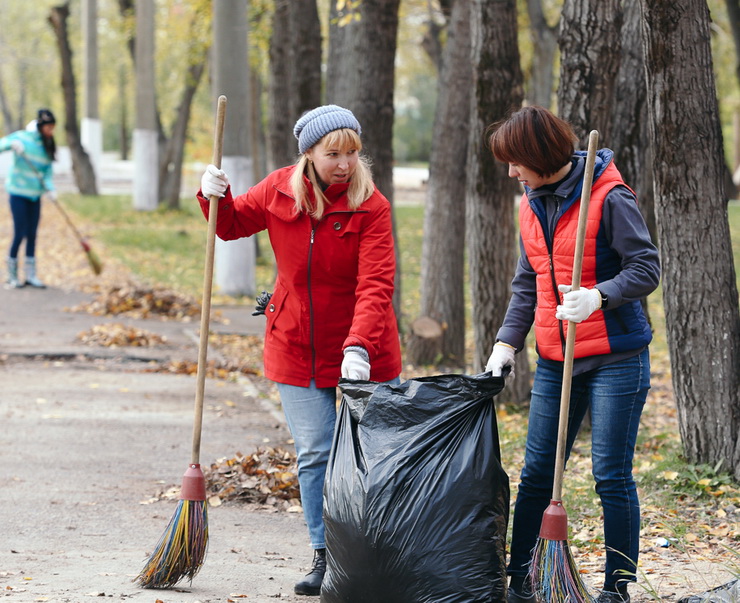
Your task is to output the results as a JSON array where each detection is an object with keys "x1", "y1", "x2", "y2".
[
  {"x1": 321, "y1": 372, "x2": 510, "y2": 603},
  {"x1": 678, "y1": 580, "x2": 739, "y2": 603}
]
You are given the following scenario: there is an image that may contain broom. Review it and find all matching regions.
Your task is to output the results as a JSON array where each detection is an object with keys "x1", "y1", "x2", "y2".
[
  {"x1": 528, "y1": 130, "x2": 600, "y2": 603},
  {"x1": 18, "y1": 152, "x2": 103, "y2": 275},
  {"x1": 135, "y1": 94, "x2": 227, "y2": 589}
]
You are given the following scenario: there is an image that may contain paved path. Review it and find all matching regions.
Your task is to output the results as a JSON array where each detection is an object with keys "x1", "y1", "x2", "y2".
[{"x1": 0, "y1": 283, "x2": 315, "y2": 603}]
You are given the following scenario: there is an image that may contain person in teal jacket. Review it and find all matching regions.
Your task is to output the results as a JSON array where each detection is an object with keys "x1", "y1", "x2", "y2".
[{"x1": 0, "y1": 108, "x2": 58, "y2": 288}]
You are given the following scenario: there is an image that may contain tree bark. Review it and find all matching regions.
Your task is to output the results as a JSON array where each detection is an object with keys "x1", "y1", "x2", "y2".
[
  {"x1": 409, "y1": 0, "x2": 470, "y2": 367},
  {"x1": 467, "y1": 0, "x2": 530, "y2": 404},
  {"x1": 525, "y1": 0, "x2": 559, "y2": 108},
  {"x1": 268, "y1": 0, "x2": 294, "y2": 172},
  {"x1": 268, "y1": 0, "x2": 322, "y2": 172},
  {"x1": 557, "y1": 0, "x2": 622, "y2": 146},
  {"x1": 640, "y1": 0, "x2": 740, "y2": 480},
  {"x1": 48, "y1": 2, "x2": 98, "y2": 195},
  {"x1": 327, "y1": 0, "x2": 402, "y2": 322}
]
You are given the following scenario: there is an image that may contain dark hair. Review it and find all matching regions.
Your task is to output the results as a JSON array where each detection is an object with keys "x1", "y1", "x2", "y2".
[
  {"x1": 488, "y1": 106, "x2": 578, "y2": 178},
  {"x1": 36, "y1": 108, "x2": 57, "y2": 161}
]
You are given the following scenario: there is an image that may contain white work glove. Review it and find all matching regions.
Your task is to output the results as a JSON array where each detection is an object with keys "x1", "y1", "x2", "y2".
[
  {"x1": 555, "y1": 284, "x2": 602, "y2": 323},
  {"x1": 200, "y1": 164, "x2": 229, "y2": 198},
  {"x1": 45, "y1": 190, "x2": 58, "y2": 203},
  {"x1": 485, "y1": 342, "x2": 516, "y2": 380},
  {"x1": 10, "y1": 140, "x2": 24, "y2": 154},
  {"x1": 341, "y1": 347, "x2": 371, "y2": 380}
]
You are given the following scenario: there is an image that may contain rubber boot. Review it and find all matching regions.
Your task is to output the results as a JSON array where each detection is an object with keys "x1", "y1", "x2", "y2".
[
  {"x1": 6, "y1": 257, "x2": 22, "y2": 288},
  {"x1": 24, "y1": 257, "x2": 46, "y2": 288},
  {"x1": 294, "y1": 548, "x2": 326, "y2": 596}
]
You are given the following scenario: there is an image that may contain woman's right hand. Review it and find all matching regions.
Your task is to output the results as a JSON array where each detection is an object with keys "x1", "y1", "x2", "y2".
[
  {"x1": 485, "y1": 342, "x2": 516, "y2": 379},
  {"x1": 201, "y1": 164, "x2": 229, "y2": 198},
  {"x1": 10, "y1": 140, "x2": 24, "y2": 154}
]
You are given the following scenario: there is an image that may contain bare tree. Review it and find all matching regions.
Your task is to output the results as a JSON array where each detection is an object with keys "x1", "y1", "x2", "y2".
[
  {"x1": 407, "y1": 0, "x2": 471, "y2": 367},
  {"x1": 48, "y1": 2, "x2": 97, "y2": 195},
  {"x1": 467, "y1": 0, "x2": 530, "y2": 404},
  {"x1": 557, "y1": 0, "x2": 622, "y2": 146},
  {"x1": 640, "y1": 0, "x2": 740, "y2": 480}
]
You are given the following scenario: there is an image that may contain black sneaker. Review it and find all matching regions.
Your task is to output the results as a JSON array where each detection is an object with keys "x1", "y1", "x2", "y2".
[
  {"x1": 597, "y1": 590, "x2": 630, "y2": 603},
  {"x1": 508, "y1": 586, "x2": 536, "y2": 603},
  {"x1": 294, "y1": 548, "x2": 326, "y2": 596}
]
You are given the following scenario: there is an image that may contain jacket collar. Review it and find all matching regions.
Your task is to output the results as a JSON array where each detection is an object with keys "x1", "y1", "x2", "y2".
[{"x1": 268, "y1": 167, "x2": 352, "y2": 221}]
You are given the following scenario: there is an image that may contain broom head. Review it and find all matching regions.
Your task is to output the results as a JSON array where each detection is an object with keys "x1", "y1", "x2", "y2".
[
  {"x1": 80, "y1": 241, "x2": 103, "y2": 275},
  {"x1": 135, "y1": 464, "x2": 209, "y2": 589},
  {"x1": 528, "y1": 500, "x2": 595, "y2": 603}
]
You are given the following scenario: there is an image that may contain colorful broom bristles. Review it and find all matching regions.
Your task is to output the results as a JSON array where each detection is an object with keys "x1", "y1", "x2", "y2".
[
  {"x1": 136, "y1": 498, "x2": 208, "y2": 588},
  {"x1": 529, "y1": 537, "x2": 595, "y2": 603}
]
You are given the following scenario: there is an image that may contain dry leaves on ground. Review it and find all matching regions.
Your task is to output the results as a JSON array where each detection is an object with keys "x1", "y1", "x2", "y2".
[
  {"x1": 68, "y1": 284, "x2": 203, "y2": 321},
  {"x1": 76, "y1": 322, "x2": 167, "y2": 347},
  {"x1": 205, "y1": 447, "x2": 302, "y2": 511}
]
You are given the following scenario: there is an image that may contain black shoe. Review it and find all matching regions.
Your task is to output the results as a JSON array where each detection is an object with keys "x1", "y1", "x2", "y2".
[
  {"x1": 508, "y1": 586, "x2": 536, "y2": 603},
  {"x1": 597, "y1": 591, "x2": 630, "y2": 603},
  {"x1": 294, "y1": 548, "x2": 326, "y2": 596}
]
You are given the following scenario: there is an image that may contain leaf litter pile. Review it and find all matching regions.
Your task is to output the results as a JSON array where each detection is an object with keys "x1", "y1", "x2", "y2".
[{"x1": 142, "y1": 447, "x2": 301, "y2": 512}]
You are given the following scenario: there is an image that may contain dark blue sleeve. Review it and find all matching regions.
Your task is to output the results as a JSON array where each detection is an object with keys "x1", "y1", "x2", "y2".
[
  {"x1": 495, "y1": 236, "x2": 537, "y2": 352},
  {"x1": 597, "y1": 185, "x2": 661, "y2": 306}
]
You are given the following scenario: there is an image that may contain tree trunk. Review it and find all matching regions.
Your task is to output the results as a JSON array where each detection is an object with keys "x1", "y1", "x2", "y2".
[
  {"x1": 327, "y1": 0, "x2": 402, "y2": 323},
  {"x1": 213, "y1": 0, "x2": 256, "y2": 298},
  {"x1": 467, "y1": 0, "x2": 530, "y2": 404},
  {"x1": 557, "y1": 0, "x2": 622, "y2": 146},
  {"x1": 162, "y1": 60, "x2": 205, "y2": 209},
  {"x1": 48, "y1": 2, "x2": 98, "y2": 195},
  {"x1": 726, "y1": 0, "x2": 740, "y2": 89},
  {"x1": 132, "y1": 0, "x2": 157, "y2": 210},
  {"x1": 290, "y1": 0, "x2": 322, "y2": 120},
  {"x1": 409, "y1": 0, "x2": 470, "y2": 368},
  {"x1": 640, "y1": 0, "x2": 740, "y2": 480},
  {"x1": 525, "y1": 0, "x2": 559, "y2": 108},
  {"x1": 268, "y1": 0, "x2": 321, "y2": 172}
]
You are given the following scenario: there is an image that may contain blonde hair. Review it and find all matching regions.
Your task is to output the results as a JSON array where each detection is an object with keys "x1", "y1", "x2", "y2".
[{"x1": 289, "y1": 128, "x2": 375, "y2": 220}]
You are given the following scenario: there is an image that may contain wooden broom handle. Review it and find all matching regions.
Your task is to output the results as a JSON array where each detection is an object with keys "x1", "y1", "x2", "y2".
[
  {"x1": 551, "y1": 129, "x2": 599, "y2": 501},
  {"x1": 191, "y1": 95, "x2": 227, "y2": 465}
]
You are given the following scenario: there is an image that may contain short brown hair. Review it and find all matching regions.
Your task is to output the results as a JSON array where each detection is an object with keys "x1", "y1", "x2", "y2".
[{"x1": 488, "y1": 106, "x2": 578, "y2": 178}]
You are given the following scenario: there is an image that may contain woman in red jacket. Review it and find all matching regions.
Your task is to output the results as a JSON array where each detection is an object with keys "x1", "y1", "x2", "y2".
[{"x1": 198, "y1": 104, "x2": 402, "y2": 597}]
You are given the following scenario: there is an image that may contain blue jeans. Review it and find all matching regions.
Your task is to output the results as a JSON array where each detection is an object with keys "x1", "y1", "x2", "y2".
[
  {"x1": 277, "y1": 377, "x2": 400, "y2": 550},
  {"x1": 9, "y1": 195, "x2": 41, "y2": 258},
  {"x1": 508, "y1": 349, "x2": 650, "y2": 590}
]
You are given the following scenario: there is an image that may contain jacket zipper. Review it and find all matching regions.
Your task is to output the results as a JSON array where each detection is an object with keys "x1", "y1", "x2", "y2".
[
  {"x1": 308, "y1": 225, "x2": 317, "y2": 377},
  {"x1": 306, "y1": 208, "x2": 369, "y2": 380}
]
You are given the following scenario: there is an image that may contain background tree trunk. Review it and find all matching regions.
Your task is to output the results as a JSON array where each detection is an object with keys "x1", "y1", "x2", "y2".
[
  {"x1": 268, "y1": 0, "x2": 322, "y2": 172},
  {"x1": 408, "y1": 0, "x2": 470, "y2": 367},
  {"x1": 48, "y1": 2, "x2": 97, "y2": 195},
  {"x1": 132, "y1": 0, "x2": 157, "y2": 210},
  {"x1": 327, "y1": 0, "x2": 403, "y2": 322},
  {"x1": 525, "y1": 0, "x2": 559, "y2": 108},
  {"x1": 640, "y1": 0, "x2": 740, "y2": 480},
  {"x1": 213, "y1": 0, "x2": 256, "y2": 298},
  {"x1": 557, "y1": 0, "x2": 622, "y2": 145},
  {"x1": 467, "y1": 0, "x2": 530, "y2": 404},
  {"x1": 268, "y1": 0, "x2": 294, "y2": 172}
]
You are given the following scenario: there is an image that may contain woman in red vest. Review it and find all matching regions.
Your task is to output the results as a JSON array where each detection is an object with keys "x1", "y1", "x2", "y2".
[
  {"x1": 198, "y1": 105, "x2": 402, "y2": 596},
  {"x1": 485, "y1": 106, "x2": 660, "y2": 603}
]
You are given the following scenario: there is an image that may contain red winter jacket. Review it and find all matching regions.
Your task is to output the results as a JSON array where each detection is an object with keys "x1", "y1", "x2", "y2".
[{"x1": 198, "y1": 166, "x2": 402, "y2": 387}]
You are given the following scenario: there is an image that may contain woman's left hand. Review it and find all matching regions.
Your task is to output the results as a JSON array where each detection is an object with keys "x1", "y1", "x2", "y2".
[{"x1": 556, "y1": 284, "x2": 602, "y2": 323}]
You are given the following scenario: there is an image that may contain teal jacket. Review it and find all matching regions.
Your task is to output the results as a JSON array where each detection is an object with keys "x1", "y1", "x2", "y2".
[{"x1": 0, "y1": 130, "x2": 54, "y2": 199}]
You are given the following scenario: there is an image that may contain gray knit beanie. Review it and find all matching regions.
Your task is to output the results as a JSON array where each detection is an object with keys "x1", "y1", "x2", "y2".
[{"x1": 293, "y1": 105, "x2": 362, "y2": 155}]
